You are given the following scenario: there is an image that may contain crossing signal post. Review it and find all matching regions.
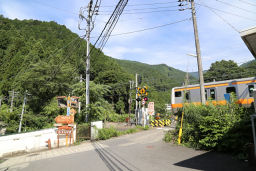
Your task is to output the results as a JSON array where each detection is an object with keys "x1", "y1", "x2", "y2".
[{"x1": 136, "y1": 86, "x2": 149, "y2": 103}]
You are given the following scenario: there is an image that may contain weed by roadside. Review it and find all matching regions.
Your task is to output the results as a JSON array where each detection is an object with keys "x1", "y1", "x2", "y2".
[{"x1": 97, "y1": 126, "x2": 150, "y2": 140}]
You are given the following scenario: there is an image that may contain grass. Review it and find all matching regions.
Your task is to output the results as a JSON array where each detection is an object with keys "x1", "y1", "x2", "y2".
[{"x1": 97, "y1": 126, "x2": 150, "y2": 140}]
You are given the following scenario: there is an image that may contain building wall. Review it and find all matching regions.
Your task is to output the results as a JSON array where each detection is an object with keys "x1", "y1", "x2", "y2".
[{"x1": 0, "y1": 126, "x2": 76, "y2": 157}]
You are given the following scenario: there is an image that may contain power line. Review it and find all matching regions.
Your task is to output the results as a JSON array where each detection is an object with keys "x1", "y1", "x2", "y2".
[
  {"x1": 90, "y1": 18, "x2": 191, "y2": 38},
  {"x1": 214, "y1": 0, "x2": 256, "y2": 14},
  {"x1": 238, "y1": 0, "x2": 256, "y2": 7},
  {"x1": 99, "y1": 9, "x2": 182, "y2": 15},
  {"x1": 92, "y1": 0, "x2": 128, "y2": 53},
  {"x1": 101, "y1": 1, "x2": 178, "y2": 7},
  {"x1": 100, "y1": 5, "x2": 179, "y2": 12},
  {"x1": 196, "y1": 2, "x2": 256, "y2": 21},
  {"x1": 109, "y1": 18, "x2": 191, "y2": 36},
  {"x1": 201, "y1": 3, "x2": 240, "y2": 33}
]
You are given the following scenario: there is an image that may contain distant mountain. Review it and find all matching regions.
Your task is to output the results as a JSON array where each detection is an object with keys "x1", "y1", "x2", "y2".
[
  {"x1": 240, "y1": 60, "x2": 256, "y2": 68},
  {"x1": 114, "y1": 59, "x2": 197, "y2": 91},
  {"x1": 189, "y1": 71, "x2": 207, "y2": 80}
]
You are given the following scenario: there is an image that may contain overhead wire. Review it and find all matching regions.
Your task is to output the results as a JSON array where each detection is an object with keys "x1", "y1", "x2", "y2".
[
  {"x1": 195, "y1": 2, "x2": 256, "y2": 21},
  {"x1": 88, "y1": 18, "x2": 191, "y2": 40},
  {"x1": 214, "y1": 0, "x2": 256, "y2": 14},
  {"x1": 99, "y1": 5, "x2": 179, "y2": 12},
  {"x1": 200, "y1": 2, "x2": 240, "y2": 33},
  {"x1": 238, "y1": 0, "x2": 256, "y2": 7},
  {"x1": 90, "y1": 0, "x2": 128, "y2": 55},
  {"x1": 107, "y1": 18, "x2": 191, "y2": 37},
  {"x1": 98, "y1": 9, "x2": 182, "y2": 15},
  {"x1": 100, "y1": 1, "x2": 178, "y2": 7}
]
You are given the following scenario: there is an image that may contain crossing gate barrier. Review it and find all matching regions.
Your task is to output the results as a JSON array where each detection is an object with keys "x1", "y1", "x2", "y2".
[{"x1": 150, "y1": 119, "x2": 171, "y2": 127}]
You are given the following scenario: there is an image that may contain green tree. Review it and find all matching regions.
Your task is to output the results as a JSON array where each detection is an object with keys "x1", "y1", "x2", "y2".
[{"x1": 204, "y1": 60, "x2": 249, "y2": 82}]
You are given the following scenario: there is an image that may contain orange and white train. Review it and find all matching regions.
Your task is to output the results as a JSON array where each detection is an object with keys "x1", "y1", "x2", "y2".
[{"x1": 171, "y1": 77, "x2": 256, "y2": 111}]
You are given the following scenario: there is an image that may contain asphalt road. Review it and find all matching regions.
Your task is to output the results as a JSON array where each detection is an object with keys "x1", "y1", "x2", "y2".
[{"x1": 5, "y1": 128, "x2": 255, "y2": 171}]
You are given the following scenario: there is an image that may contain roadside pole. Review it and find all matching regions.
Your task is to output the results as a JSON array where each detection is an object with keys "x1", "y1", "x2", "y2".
[
  {"x1": 18, "y1": 90, "x2": 27, "y2": 133},
  {"x1": 79, "y1": 0, "x2": 95, "y2": 122},
  {"x1": 135, "y1": 73, "x2": 138, "y2": 125},
  {"x1": 0, "y1": 97, "x2": 2, "y2": 110},
  {"x1": 10, "y1": 90, "x2": 14, "y2": 113},
  {"x1": 190, "y1": 0, "x2": 206, "y2": 104}
]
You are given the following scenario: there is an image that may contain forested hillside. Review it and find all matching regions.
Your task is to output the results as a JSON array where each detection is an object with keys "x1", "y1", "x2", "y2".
[
  {"x1": 115, "y1": 59, "x2": 196, "y2": 90},
  {"x1": 115, "y1": 59, "x2": 197, "y2": 112},
  {"x1": 240, "y1": 59, "x2": 256, "y2": 74},
  {"x1": 0, "y1": 16, "x2": 133, "y2": 133}
]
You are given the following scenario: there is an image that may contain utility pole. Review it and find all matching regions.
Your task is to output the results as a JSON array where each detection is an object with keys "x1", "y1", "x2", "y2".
[
  {"x1": 190, "y1": 0, "x2": 206, "y2": 104},
  {"x1": 0, "y1": 96, "x2": 2, "y2": 110},
  {"x1": 9, "y1": 90, "x2": 19, "y2": 112},
  {"x1": 18, "y1": 90, "x2": 27, "y2": 133},
  {"x1": 135, "y1": 74, "x2": 138, "y2": 124},
  {"x1": 80, "y1": 74, "x2": 83, "y2": 83},
  {"x1": 10, "y1": 90, "x2": 14, "y2": 113},
  {"x1": 79, "y1": 0, "x2": 98, "y2": 122},
  {"x1": 179, "y1": 0, "x2": 206, "y2": 104},
  {"x1": 129, "y1": 81, "x2": 133, "y2": 114}
]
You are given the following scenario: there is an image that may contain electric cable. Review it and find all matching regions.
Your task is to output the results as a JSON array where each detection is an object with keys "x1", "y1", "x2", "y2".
[
  {"x1": 214, "y1": 0, "x2": 256, "y2": 14},
  {"x1": 200, "y1": 3, "x2": 240, "y2": 33},
  {"x1": 99, "y1": 5, "x2": 179, "y2": 12},
  {"x1": 195, "y1": 2, "x2": 256, "y2": 21},
  {"x1": 238, "y1": 0, "x2": 256, "y2": 7},
  {"x1": 108, "y1": 18, "x2": 191, "y2": 37},
  {"x1": 99, "y1": 9, "x2": 183, "y2": 15},
  {"x1": 101, "y1": 1, "x2": 178, "y2": 7}
]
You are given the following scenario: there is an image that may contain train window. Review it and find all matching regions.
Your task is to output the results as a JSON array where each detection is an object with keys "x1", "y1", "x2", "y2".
[
  {"x1": 185, "y1": 91, "x2": 190, "y2": 100},
  {"x1": 175, "y1": 91, "x2": 182, "y2": 97},
  {"x1": 248, "y1": 85, "x2": 254, "y2": 97},
  {"x1": 205, "y1": 90, "x2": 208, "y2": 100},
  {"x1": 226, "y1": 87, "x2": 236, "y2": 95},
  {"x1": 210, "y1": 89, "x2": 216, "y2": 100}
]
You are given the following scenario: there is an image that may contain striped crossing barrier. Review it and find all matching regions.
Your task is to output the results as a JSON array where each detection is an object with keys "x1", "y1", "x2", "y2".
[{"x1": 150, "y1": 119, "x2": 171, "y2": 127}]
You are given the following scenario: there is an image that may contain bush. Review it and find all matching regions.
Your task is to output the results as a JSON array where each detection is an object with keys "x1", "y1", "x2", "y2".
[
  {"x1": 106, "y1": 113, "x2": 135, "y2": 122},
  {"x1": 136, "y1": 125, "x2": 150, "y2": 130},
  {"x1": 97, "y1": 127, "x2": 121, "y2": 140},
  {"x1": 97, "y1": 125, "x2": 149, "y2": 140},
  {"x1": 169, "y1": 101, "x2": 254, "y2": 159},
  {"x1": 123, "y1": 128, "x2": 138, "y2": 134},
  {"x1": 164, "y1": 130, "x2": 177, "y2": 143}
]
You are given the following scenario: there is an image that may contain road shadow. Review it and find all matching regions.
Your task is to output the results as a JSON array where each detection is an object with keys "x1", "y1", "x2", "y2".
[{"x1": 174, "y1": 151, "x2": 255, "y2": 171}]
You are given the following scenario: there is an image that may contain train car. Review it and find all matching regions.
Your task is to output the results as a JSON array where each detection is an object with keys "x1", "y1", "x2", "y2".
[{"x1": 171, "y1": 77, "x2": 256, "y2": 111}]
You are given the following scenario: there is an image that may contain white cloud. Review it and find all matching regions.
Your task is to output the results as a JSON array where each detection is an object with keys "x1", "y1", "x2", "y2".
[{"x1": 104, "y1": 46, "x2": 145, "y2": 59}]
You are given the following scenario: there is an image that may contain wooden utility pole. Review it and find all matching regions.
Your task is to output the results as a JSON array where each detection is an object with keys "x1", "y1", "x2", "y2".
[
  {"x1": 179, "y1": 0, "x2": 206, "y2": 104},
  {"x1": 190, "y1": 0, "x2": 206, "y2": 104}
]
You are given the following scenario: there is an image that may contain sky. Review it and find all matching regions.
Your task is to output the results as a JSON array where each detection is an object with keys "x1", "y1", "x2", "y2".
[{"x1": 0, "y1": 0, "x2": 256, "y2": 72}]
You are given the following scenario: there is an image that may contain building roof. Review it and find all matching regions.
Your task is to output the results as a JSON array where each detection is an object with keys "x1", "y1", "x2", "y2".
[{"x1": 240, "y1": 27, "x2": 256, "y2": 59}]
